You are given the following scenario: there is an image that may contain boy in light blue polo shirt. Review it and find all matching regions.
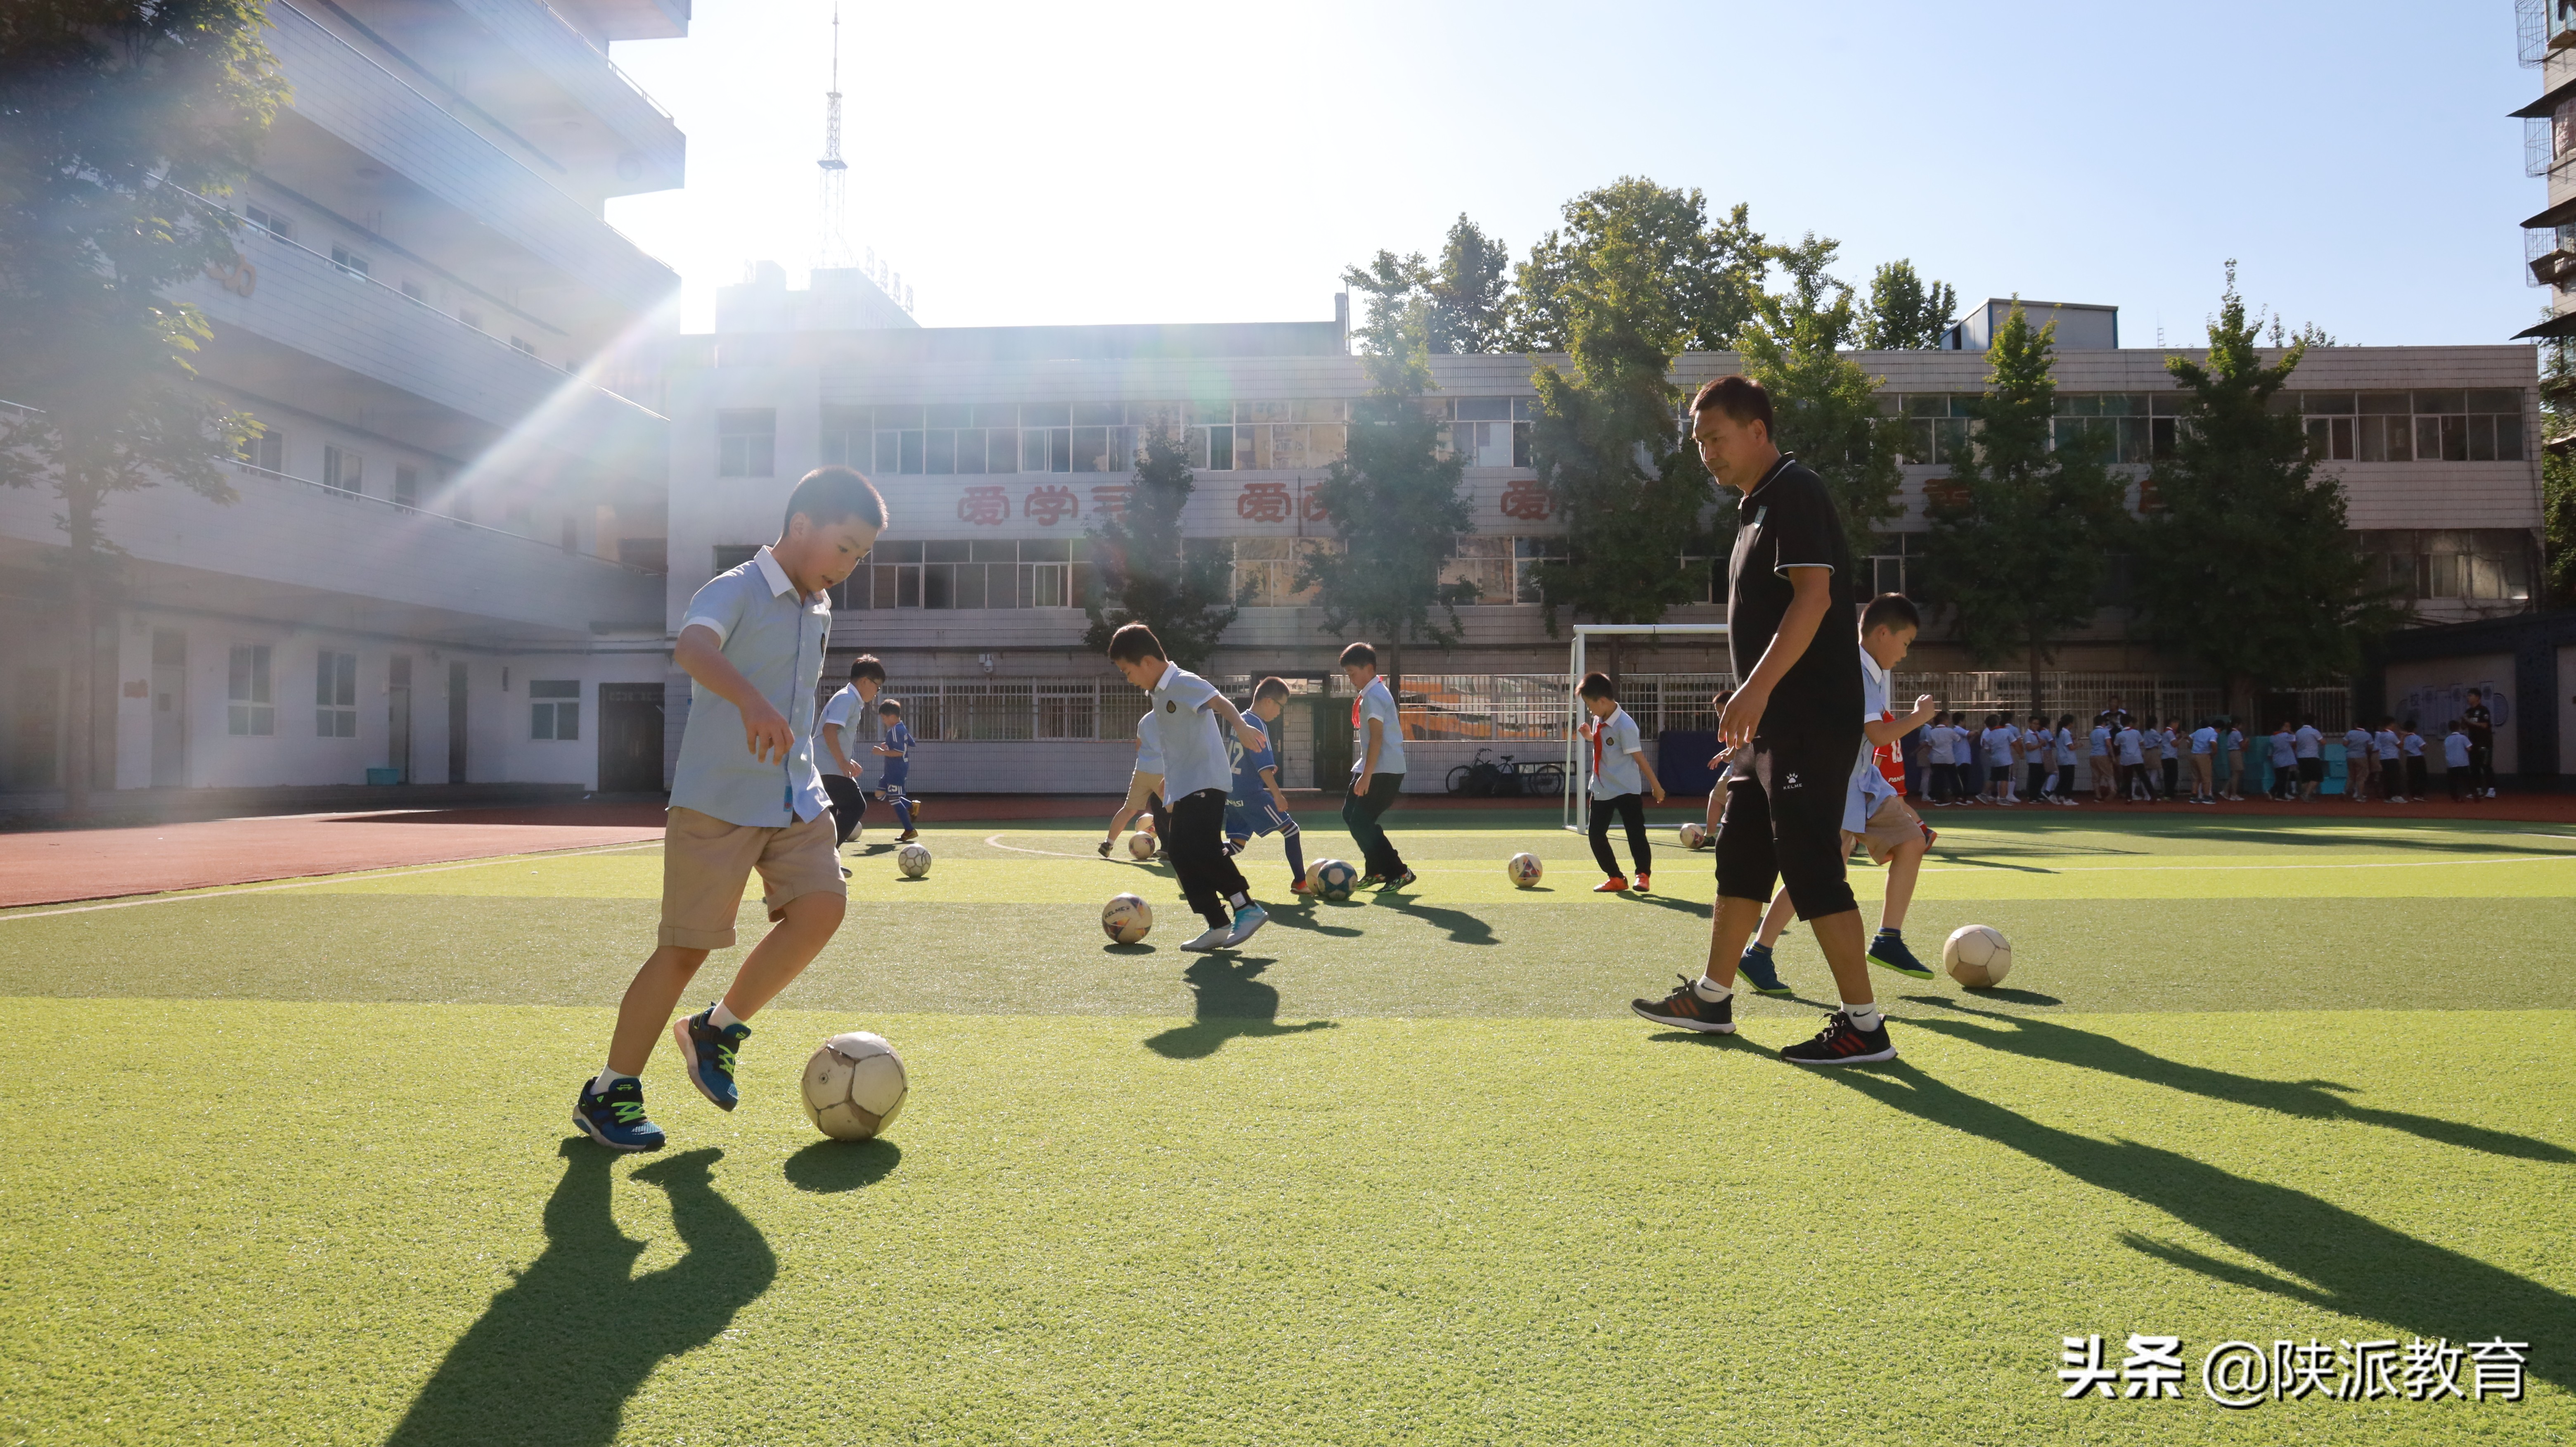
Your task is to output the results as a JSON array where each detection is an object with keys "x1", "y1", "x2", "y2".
[
  {"x1": 573, "y1": 466, "x2": 887, "y2": 1153},
  {"x1": 1109, "y1": 623, "x2": 1272, "y2": 951},
  {"x1": 1340, "y1": 640, "x2": 1414, "y2": 890},
  {"x1": 1579, "y1": 671, "x2": 1664, "y2": 892}
]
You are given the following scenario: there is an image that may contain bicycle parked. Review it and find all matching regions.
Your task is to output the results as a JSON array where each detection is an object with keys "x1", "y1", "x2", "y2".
[{"x1": 1445, "y1": 747, "x2": 1566, "y2": 798}]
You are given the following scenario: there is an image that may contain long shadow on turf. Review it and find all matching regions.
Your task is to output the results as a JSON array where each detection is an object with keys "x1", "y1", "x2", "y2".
[
  {"x1": 1145, "y1": 956, "x2": 1336, "y2": 1059},
  {"x1": 1896, "y1": 997, "x2": 2576, "y2": 1163},
  {"x1": 1377, "y1": 897, "x2": 1497, "y2": 945},
  {"x1": 383, "y1": 1143, "x2": 776, "y2": 1447},
  {"x1": 1816, "y1": 1063, "x2": 2576, "y2": 1388}
]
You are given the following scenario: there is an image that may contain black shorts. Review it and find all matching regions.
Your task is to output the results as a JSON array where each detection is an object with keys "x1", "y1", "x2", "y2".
[
  {"x1": 1714, "y1": 732, "x2": 1860, "y2": 920},
  {"x1": 2299, "y1": 757, "x2": 2326, "y2": 783}
]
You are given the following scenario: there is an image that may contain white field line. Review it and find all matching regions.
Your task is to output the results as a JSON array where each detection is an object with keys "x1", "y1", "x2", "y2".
[
  {"x1": 0, "y1": 839, "x2": 664, "y2": 923},
  {"x1": 984, "y1": 833, "x2": 1120, "y2": 861}
]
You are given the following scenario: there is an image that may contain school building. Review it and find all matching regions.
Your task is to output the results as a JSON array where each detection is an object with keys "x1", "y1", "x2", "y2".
[{"x1": 0, "y1": 0, "x2": 691, "y2": 807}]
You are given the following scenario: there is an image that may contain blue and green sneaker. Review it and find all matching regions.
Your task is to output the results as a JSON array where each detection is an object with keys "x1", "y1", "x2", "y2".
[
  {"x1": 573, "y1": 1076, "x2": 666, "y2": 1152},
  {"x1": 1736, "y1": 943, "x2": 1793, "y2": 996},
  {"x1": 1867, "y1": 930, "x2": 1934, "y2": 979},
  {"x1": 672, "y1": 1007, "x2": 752, "y2": 1111}
]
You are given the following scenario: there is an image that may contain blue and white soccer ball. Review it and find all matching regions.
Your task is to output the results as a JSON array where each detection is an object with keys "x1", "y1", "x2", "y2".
[{"x1": 1311, "y1": 858, "x2": 1359, "y2": 902}]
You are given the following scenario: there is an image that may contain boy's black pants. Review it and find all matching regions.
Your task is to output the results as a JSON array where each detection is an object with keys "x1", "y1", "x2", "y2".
[
  {"x1": 1587, "y1": 792, "x2": 1650, "y2": 878},
  {"x1": 1342, "y1": 772, "x2": 1408, "y2": 878},
  {"x1": 822, "y1": 773, "x2": 866, "y2": 844},
  {"x1": 1168, "y1": 788, "x2": 1248, "y2": 930}
]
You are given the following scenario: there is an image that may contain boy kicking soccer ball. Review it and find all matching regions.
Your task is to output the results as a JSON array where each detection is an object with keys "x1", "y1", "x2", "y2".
[
  {"x1": 1224, "y1": 677, "x2": 1311, "y2": 894},
  {"x1": 1109, "y1": 624, "x2": 1272, "y2": 951},
  {"x1": 1101, "y1": 707, "x2": 1172, "y2": 859},
  {"x1": 1579, "y1": 672, "x2": 1667, "y2": 892},
  {"x1": 874, "y1": 698, "x2": 920, "y2": 841},
  {"x1": 574, "y1": 466, "x2": 885, "y2": 1152}
]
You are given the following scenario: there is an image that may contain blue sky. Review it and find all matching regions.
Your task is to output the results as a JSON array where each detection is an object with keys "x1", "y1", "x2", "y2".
[{"x1": 602, "y1": 1, "x2": 2542, "y2": 346}]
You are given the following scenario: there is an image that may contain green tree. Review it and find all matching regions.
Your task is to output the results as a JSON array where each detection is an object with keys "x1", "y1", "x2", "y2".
[
  {"x1": 1340, "y1": 214, "x2": 1513, "y2": 356},
  {"x1": 1508, "y1": 178, "x2": 1769, "y2": 355},
  {"x1": 2130, "y1": 264, "x2": 2401, "y2": 718},
  {"x1": 1524, "y1": 205, "x2": 1716, "y2": 660},
  {"x1": 2542, "y1": 337, "x2": 2576, "y2": 605},
  {"x1": 1735, "y1": 234, "x2": 1907, "y2": 536},
  {"x1": 1299, "y1": 301, "x2": 1477, "y2": 693},
  {"x1": 0, "y1": 1, "x2": 284, "y2": 814},
  {"x1": 1916, "y1": 304, "x2": 2127, "y2": 714},
  {"x1": 1859, "y1": 260, "x2": 1958, "y2": 350},
  {"x1": 1081, "y1": 422, "x2": 1238, "y2": 671}
]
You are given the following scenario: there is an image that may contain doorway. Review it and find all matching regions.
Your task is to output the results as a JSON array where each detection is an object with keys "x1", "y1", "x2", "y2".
[
  {"x1": 597, "y1": 683, "x2": 665, "y2": 793},
  {"x1": 150, "y1": 629, "x2": 186, "y2": 787},
  {"x1": 387, "y1": 655, "x2": 413, "y2": 783},
  {"x1": 447, "y1": 661, "x2": 468, "y2": 784}
]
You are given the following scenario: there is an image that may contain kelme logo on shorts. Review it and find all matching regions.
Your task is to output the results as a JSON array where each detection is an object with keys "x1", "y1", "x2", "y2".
[{"x1": 1783, "y1": 772, "x2": 1801, "y2": 788}]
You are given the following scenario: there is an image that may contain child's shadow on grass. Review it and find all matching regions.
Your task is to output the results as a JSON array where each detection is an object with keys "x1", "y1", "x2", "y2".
[
  {"x1": 1144, "y1": 956, "x2": 1337, "y2": 1059},
  {"x1": 1259, "y1": 900, "x2": 1362, "y2": 938},
  {"x1": 1381, "y1": 897, "x2": 1496, "y2": 945},
  {"x1": 384, "y1": 1143, "x2": 775, "y2": 1447}
]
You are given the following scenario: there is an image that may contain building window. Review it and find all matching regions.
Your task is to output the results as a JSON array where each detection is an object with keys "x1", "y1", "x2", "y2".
[
  {"x1": 394, "y1": 465, "x2": 419, "y2": 510},
  {"x1": 228, "y1": 644, "x2": 273, "y2": 736},
  {"x1": 329, "y1": 244, "x2": 369, "y2": 280},
  {"x1": 315, "y1": 650, "x2": 357, "y2": 737},
  {"x1": 323, "y1": 445, "x2": 363, "y2": 496},
  {"x1": 2357, "y1": 529, "x2": 2534, "y2": 603},
  {"x1": 400, "y1": 279, "x2": 426, "y2": 303},
  {"x1": 530, "y1": 680, "x2": 581, "y2": 740},
  {"x1": 2302, "y1": 391, "x2": 2524, "y2": 464},
  {"x1": 838, "y1": 401, "x2": 1352, "y2": 478},
  {"x1": 243, "y1": 205, "x2": 293, "y2": 242},
  {"x1": 1861, "y1": 532, "x2": 1920, "y2": 603},
  {"x1": 459, "y1": 307, "x2": 484, "y2": 332},
  {"x1": 238, "y1": 424, "x2": 283, "y2": 474},
  {"x1": 510, "y1": 336, "x2": 538, "y2": 361},
  {"x1": 1227, "y1": 537, "x2": 1339, "y2": 607},
  {"x1": 718, "y1": 409, "x2": 776, "y2": 477},
  {"x1": 844, "y1": 538, "x2": 1091, "y2": 610},
  {"x1": 713, "y1": 543, "x2": 761, "y2": 579},
  {"x1": 1422, "y1": 397, "x2": 1531, "y2": 467}
]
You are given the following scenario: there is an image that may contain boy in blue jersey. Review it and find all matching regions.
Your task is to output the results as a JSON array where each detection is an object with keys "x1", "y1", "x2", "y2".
[
  {"x1": 1223, "y1": 677, "x2": 1309, "y2": 893},
  {"x1": 874, "y1": 698, "x2": 920, "y2": 841}
]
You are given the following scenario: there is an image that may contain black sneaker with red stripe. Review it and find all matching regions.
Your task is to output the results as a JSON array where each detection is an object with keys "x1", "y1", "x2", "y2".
[
  {"x1": 1630, "y1": 973, "x2": 1735, "y2": 1034},
  {"x1": 1780, "y1": 1010, "x2": 1897, "y2": 1065}
]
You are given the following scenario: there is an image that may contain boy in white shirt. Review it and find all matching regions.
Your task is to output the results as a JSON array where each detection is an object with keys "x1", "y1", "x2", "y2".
[
  {"x1": 2222, "y1": 722, "x2": 2247, "y2": 801},
  {"x1": 1100, "y1": 708, "x2": 1171, "y2": 859},
  {"x1": 2443, "y1": 721, "x2": 2473, "y2": 801},
  {"x1": 1340, "y1": 641, "x2": 1416, "y2": 891},
  {"x1": 1952, "y1": 715, "x2": 1978, "y2": 804},
  {"x1": 1109, "y1": 623, "x2": 1272, "y2": 951},
  {"x1": 2294, "y1": 716, "x2": 2325, "y2": 801},
  {"x1": 1923, "y1": 714, "x2": 1955, "y2": 806},
  {"x1": 815, "y1": 654, "x2": 885, "y2": 858},
  {"x1": 2114, "y1": 717, "x2": 2148, "y2": 801},
  {"x1": 2343, "y1": 722, "x2": 2377, "y2": 804},
  {"x1": 2090, "y1": 714, "x2": 2115, "y2": 802},
  {"x1": 1580, "y1": 672, "x2": 1667, "y2": 892},
  {"x1": 2268, "y1": 724, "x2": 2299, "y2": 801},
  {"x1": 2403, "y1": 719, "x2": 2429, "y2": 801},
  {"x1": 1738, "y1": 595, "x2": 1943, "y2": 988},
  {"x1": 2375, "y1": 717, "x2": 2406, "y2": 803},
  {"x1": 2187, "y1": 720, "x2": 2218, "y2": 803},
  {"x1": 1983, "y1": 714, "x2": 2021, "y2": 805}
]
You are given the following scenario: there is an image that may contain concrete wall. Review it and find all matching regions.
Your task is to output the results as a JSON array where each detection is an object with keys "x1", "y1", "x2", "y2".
[{"x1": 2384, "y1": 653, "x2": 2519, "y2": 773}]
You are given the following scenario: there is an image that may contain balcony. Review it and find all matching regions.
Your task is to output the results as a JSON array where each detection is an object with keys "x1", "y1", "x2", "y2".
[
  {"x1": 188, "y1": 221, "x2": 665, "y2": 463},
  {"x1": 267, "y1": 0, "x2": 678, "y2": 313},
  {"x1": 447, "y1": 0, "x2": 684, "y2": 193}
]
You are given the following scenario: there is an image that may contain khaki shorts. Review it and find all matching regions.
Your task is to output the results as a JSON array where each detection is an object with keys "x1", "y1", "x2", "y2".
[
  {"x1": 1846, "y1": 793, "x2": 1927, "y2": 867},
  {"x1": 659, "y1": 806, "x2": 845, "y2": 949}
]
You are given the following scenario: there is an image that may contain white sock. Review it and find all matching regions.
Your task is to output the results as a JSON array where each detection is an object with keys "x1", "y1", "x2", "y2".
[
  {"x1": 592, "y1": 1066, "x2": 634, "y2": 1095},
  {"x1": 1694, "y1": 975, "x2": 1733, "y2": 1003},
  {"x1": 1845, "y1": 1003, "x2": 1885, "y2": 1032},
  {"x1": 709, "y1": 1001, "x2": 746, "y2": 1031}
]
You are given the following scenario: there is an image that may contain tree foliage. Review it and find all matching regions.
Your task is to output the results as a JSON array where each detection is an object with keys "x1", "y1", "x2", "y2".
[
  {"x1": 2130, "y1": 264, "x2": 2400, "y2": 707},
  {"x1": 0, "y1": 1, "x2": 284, "y2": 812},
  {"x1": 1523, "y1": 195, "x2": 1716, "y2": 635},
  {"x1": 1340, "y1": 214, "x2": 1513, "y2": 356},
  {"x1": 1082, "y1": 423, "x2": 1238, "y2": 671},
  {"x1": 1299, "y1": 302, "x2": 1477, "y2": 686},
  {"x1": 1859, "y1": 260, "x2": 1958, "y2": 350},
  {"x1": 1916, "y1": 304, "x2": 2127, "y2": 707},
  {"x1": 2543, "y1": 339, "x2": 2576, "y2": 607},
  {"x1": 1508, "y1": 178, "x2": 1769, "y2": 355},
  {"x1": 1735, "y1": 235, "x2": 1906, "y2": 536}
]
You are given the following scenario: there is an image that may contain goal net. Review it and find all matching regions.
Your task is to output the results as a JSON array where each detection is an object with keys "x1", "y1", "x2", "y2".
[{"x1": 1562, "y1": 624, "x2": 1730, "y2": 833}]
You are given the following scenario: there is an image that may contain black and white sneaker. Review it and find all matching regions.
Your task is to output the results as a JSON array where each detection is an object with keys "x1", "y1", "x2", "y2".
[
  {"x1": 1780, "y1": 1010, "x2": 1897, "y2": 1065},
  {"x1": 1630, "y1": 973, "x2": 1735, "y2": 1034}
]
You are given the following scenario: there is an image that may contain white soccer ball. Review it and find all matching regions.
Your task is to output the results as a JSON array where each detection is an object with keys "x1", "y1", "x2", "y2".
[
  {"x1": 1678, "y1": 821, "x2": 1709, "y2": 849},
  {"x1": 896, "y1": 842, "x2": 932, "y2": 878},
  {"x1": 1506, "y1": 852, "x2": 1544, "y2": 887},
  {"x1": 800, "y1": 1031, "x2": 907, "y2": 1140},
  {"x1": 1102, "y1": 892, "x2": 1153, "y2": 944},
  {"x1": 1943, "y1": 924, "x2": 2013, "y2": 988},
  {"x1": 1127, "y1": 830, "x2": 1157, "y2": 861}
]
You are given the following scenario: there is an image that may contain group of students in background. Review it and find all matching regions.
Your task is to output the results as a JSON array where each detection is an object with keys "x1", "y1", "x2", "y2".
[{"x1": 1903, "y1": 689, "x2": 2505, "y2": 807}]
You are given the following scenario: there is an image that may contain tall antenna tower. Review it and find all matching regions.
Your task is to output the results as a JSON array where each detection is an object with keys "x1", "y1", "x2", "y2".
[{"x1": 815, "y1": 4, "x2": 852, "y2": 270}]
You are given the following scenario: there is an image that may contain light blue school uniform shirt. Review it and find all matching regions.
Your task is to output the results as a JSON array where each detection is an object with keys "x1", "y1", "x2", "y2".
[
  {"x1": 1586, "y1": 706, "x2": 1647, "y2": 799},
  {"x1": 2444, "y1": 731, "x2": 2472, "y2": 769},
  {"x1": 1151, "y1": 662, "x2": 1233, "y2": 799},
  {"x1": 1845, "y1": 649, "x2": 1895, "y2": 833},
  {"x1": 1354, "y1": 675, "x2": 1408, "y2": 776},
  {"x1": 2190, "y1": 726, "x2": 2217, "y2": 755},
  {"x1": 2375, "y1": 729, "x2": 2401, "y2": 761},
  {"x1": 815, "y1": 684, "x2": 866, "y2": 779},
  {"x1": 2116, "y1": 728, "x2": 2145, "y2": 766},
  {"x1": 672, "y1": 545, "x2": 833, "y2": 827},
  {"x1": 2294, "y1": 725, "x2": 2323, "y2": 759},
  {"x1": 1952, "y1": 727, "x2": 1975, "y2": 766},
  {"x1": 1133, "y1": 710, "x2": 1165, "y2": 777}
]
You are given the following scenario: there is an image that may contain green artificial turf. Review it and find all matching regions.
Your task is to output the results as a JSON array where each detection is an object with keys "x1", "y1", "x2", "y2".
[{"x1": 0, "y1": 811, "x2": 2569, "y2": 1445}]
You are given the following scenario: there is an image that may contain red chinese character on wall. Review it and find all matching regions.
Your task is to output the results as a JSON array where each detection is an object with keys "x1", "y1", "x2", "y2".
[
  {"x1": 957, "y1": 485, "x2": 1008, "y2": 526},
  {"x1": 1302, "y1": 487, "x2": 1329, "y2": 523},
  {"x1": 1499, "y1": 477, "x2": 1552, "y2": 521},
  {"x1": 1237, "y1": 481, "x2": 1292, "y2": 523},
  {"x1": 1023, "y1": 484, "x2": 1080, "y2": 526},
  {"x1": 1089, "y1": 484, "x2": 1132, "y2": 519}
]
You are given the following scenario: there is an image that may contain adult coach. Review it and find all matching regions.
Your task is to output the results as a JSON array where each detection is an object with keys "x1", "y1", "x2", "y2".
[{"x1": 1631, "y1": 375, "x2": 1895, "y2": 1064}]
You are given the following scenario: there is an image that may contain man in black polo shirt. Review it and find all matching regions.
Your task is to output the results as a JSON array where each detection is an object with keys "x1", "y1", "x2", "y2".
[
  {"x1": 1632, "y1": 375, "x2": 1895, "y2": 1063},
  {"x1": 2462, "y1": 689, "x2": 2497, "y2": 799}
]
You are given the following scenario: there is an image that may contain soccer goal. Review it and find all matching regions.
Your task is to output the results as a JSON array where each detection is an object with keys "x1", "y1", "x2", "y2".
[{"x1": 1561, "y1": 623, "x2": 1730, "y2": 833}]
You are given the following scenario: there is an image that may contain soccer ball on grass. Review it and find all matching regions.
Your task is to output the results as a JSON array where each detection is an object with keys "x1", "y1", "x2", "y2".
[
  {"x1": 896, "y1": 842, "x2": 932, "y2": 878},
  {"x1": 1102, "y1": 892, "x2": 1153, "y2": 944},
  {"x1": 1678, "y1": 821, "x2": 1709, "y2": 849},
  {"x1": 800, "y1": 1031, "x2": 907, "y2": 1140},
  {"x1": 1506, "y1": 852, "x2": 1544, "y2": 887},
  {"x1": 1942, "y1": 925, "x2": 2013, "y2": 988},
  {"x1": 1311, "y1": 858, "x2": 1359, "y2": 901},
  {"x1": 1127, "y1": 830, "x2": 1157, "y2": 860}
]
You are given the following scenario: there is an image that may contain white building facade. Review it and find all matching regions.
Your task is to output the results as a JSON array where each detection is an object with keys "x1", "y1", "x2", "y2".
[{"x1": 0, "y1": 0, "x2": 691, "y2": 802}]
